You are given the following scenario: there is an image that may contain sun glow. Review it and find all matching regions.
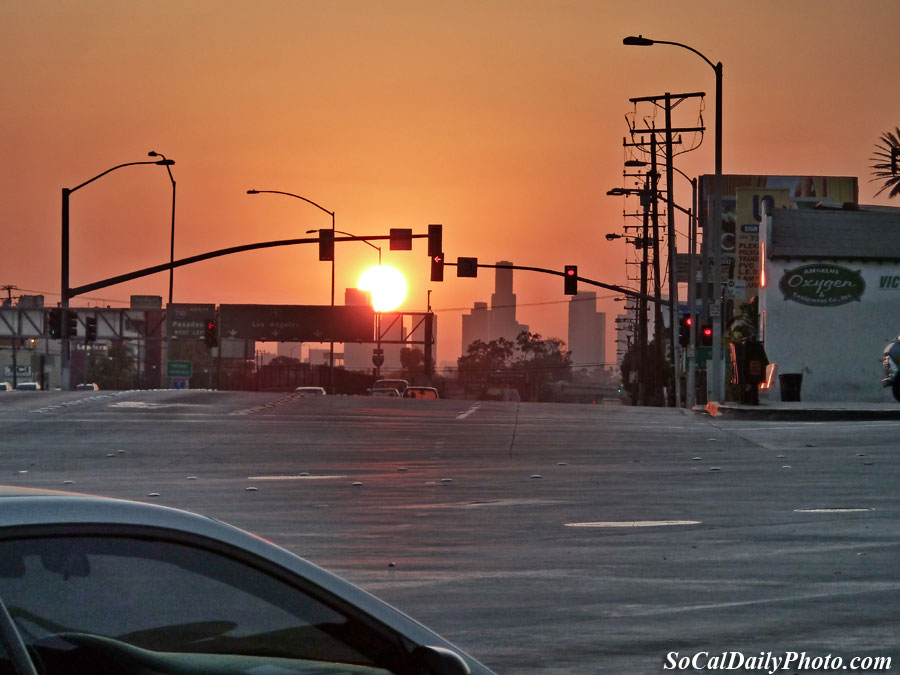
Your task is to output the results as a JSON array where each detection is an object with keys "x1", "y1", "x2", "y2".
[{"x1": 357, "y1": 265, "x2": 407, "y2": 312}]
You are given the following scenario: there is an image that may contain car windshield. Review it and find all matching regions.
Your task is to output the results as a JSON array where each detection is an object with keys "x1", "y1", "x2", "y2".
[{"x1": 0, "y1": 534, "x2": 405, "y2": 674}]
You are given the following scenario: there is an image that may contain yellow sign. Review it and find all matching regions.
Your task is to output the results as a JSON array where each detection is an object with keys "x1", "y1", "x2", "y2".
[{"x1": 735, "y1": 188, "x2": 791, "y2": 290}]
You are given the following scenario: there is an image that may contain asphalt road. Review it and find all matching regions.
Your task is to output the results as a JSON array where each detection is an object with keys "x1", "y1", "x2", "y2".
[{"x1": 2, "y1": 389, "x2": 899, "y2": 674}]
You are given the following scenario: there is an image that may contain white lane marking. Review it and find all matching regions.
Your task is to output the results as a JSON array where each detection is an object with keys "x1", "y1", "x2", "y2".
[
  {"x1": 794, "y1": 508, "x2": 874, "y2": 513},
  {"x1": 456, "y1": 402, "x2": 481, "y2": 420},
  {"x1": 565, "y1": 520, "x2": 702, "y2": 528},
  {"x1": 248, "y1": 475, "x2": 348, "y2": 481}
]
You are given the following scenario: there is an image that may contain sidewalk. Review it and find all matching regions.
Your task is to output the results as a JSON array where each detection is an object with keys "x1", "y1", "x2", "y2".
[{"x1": 700, "y1": 400, "x2": 900, "y2": 421}]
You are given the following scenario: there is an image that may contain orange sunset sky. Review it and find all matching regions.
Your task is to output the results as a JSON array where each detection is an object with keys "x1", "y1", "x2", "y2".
[{"x1": 2, "y1": 0, "x2": 898, "y2": 365}]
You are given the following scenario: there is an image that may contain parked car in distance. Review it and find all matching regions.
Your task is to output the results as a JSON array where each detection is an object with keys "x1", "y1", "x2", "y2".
[
  {"x1": 75, "y1": 382, "x2": 100, "y2": 391},
  {"x1": 372, "y1": 379, "x2": 408, "y2": 394},
  {"x1": 403, "y1": 386, "x2": 439, "y2": 400},
  {"x1": 370, "y1": 387, "x2": 402, "y2": 397},
  {"x1": 14, "y1": 381, "x2": 40, "y2": 391},
  {"x1": 295, "y1": 386, "x2": 326, "y2": 397},
  {"x1": 0, "y1": 382, "x2": 12, "y2": 391},
  {"x1": 0, "y1": 486, "x2": 491, "y2": 674}
]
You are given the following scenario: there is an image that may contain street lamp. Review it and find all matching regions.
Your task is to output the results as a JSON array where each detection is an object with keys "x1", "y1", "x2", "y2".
[
  {"x1": 307, "y1": 229, "x2": 382, "y2": 265},
  {"x1": 61, "y1": 157, "x2": 174, "y2": 390},
  {"x1": 148, "y1": 152, "x2": 176, "y2": 305},
  {"x1": 247, "y1": 189, "x2": 336, "y2": 393},
  {"x1": 624, "y1": 34, "x2": 724, "y2": 402}
]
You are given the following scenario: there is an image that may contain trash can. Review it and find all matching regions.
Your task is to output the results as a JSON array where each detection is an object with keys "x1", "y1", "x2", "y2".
[{"x1": 779, "y1": 373, "x2": 803, "y2": 402}]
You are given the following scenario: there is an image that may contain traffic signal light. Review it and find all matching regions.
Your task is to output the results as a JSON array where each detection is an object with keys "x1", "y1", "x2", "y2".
[
  {"x1": 700, "y1": 323, "x2": 713, "y2": 347},
  {"x1": 430, "y1": 253, "x2": 444, "y2": 282},
  {"x1": 47, "y1": 308, "x2": 62, "y2": 339},
  {"x1": 427, "y1": 224, "x2": 442, "y2": 257},
  {"x1": 457, "y1": 257, "x2": 478, "y2": 277},
  {"x1": 66, "y1": 311, "x2": 79, "y2": 339},
  {"x1": 85, "y1": 316, "x2": 97, "y2": 342},
  {"x1": 204, "y1": 320, "x2": 218, "y2": 348},
  {"x1": 389, "y1": 228, "x2": 412, "y2": 250},
  {"x1": 564, "y1": 265, "x2": 577, "y2": 295},
  {"x1": 318, "y1": 229, "x2": 334, "y2": 261},
  {"x1": 679, "y1": 316, "x2": 692, "y2": 347}
]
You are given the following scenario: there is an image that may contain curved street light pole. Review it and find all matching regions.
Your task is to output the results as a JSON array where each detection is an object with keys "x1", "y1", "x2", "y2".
[
  {"x1": 248, "y1": 189, "x2": 336, "y2": 393},
  {"x1": 624, "y1": 35, "x2": 724, "y2": 403},
  {"x1": 148, "y1": 152, "x2": 176, "y2": 305},
  {"x1": 309, "y1": 228, "x2": 381, "y2": 265},
  {"x1": 61, "y1": 158, "x2": 174, "y2": 390}
]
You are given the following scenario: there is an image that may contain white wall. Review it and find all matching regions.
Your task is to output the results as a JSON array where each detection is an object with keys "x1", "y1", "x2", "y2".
[{"x1": 760, "y1": 251, "x2": 900, "y2": 402}]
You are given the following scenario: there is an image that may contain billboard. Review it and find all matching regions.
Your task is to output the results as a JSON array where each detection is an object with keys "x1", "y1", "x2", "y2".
[{"x1": 698, "y1": 174, "x2": 859, "y2": 283}]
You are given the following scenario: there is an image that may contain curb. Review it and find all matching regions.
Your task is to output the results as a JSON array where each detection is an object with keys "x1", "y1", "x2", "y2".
[{"x1": 702, "y1": 402, "x2": 900, "y2": 422}]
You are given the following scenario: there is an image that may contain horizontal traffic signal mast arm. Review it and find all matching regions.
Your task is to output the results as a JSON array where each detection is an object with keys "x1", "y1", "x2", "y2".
[
  {"x1": 66, "y1": 233, "x2": 430, "y2": 300},
  {"x1": 445, "y1": 261, "x2": 671, "y2": 307}
]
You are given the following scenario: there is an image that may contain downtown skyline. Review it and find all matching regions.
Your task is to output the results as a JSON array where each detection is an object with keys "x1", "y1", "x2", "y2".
[{"x1": 2, "y1": 0, "x2": 898, "y2": 363}]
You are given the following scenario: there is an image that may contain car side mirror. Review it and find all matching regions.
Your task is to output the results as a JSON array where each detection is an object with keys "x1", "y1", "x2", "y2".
[{"x1": 410, "y1": 645, "x2": 471, "y2": 675}]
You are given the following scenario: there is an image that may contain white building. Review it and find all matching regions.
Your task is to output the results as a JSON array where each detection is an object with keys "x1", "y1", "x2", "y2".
[{"x1": 759, "y1": 204, "x2": 900, "y2": 402}]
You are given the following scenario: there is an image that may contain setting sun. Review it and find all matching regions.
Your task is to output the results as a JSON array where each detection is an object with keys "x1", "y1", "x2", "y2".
[{"x1": 357, "y1": 265, "x2": 407, "y2": 312}]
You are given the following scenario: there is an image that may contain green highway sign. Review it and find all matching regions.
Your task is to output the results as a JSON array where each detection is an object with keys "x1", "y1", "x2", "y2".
[{"x1": 167, "y1": 360, "x2": 193, "y2": 378}]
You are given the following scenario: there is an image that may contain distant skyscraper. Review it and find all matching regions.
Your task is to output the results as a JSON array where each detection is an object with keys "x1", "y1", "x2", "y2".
[
  {"x1": 567, "y1": 292, "x2": 606, "y2": 370},
  {"x1": 461, "y1": 261, "x2": 528, "y2": 354},
  {"x1": 461, "y1": 302, "x2": 490, "y2": 354}
]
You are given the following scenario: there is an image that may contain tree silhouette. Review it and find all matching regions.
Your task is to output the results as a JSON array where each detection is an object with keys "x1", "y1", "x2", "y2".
[{"x1": 870, "y1": 127, "x2": 900, "y2": 199}]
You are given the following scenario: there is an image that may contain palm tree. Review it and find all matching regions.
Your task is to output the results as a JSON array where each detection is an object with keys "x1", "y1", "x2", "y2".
[{"x1": 870, "y1": 127, "x2": 900, "y2": 199}]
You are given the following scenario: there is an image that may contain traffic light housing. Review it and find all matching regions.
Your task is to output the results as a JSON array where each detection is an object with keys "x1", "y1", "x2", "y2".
[
  {"x1": 427, "y1": 224, "x2": 442, "y2": 257},
  {"x1": 47, "y1": 308, "x2": 62, "y2": 339},
  {"x1": 389, "y1": 228, "x2": 413, "y2": 250},
  {"x1": 430, "y1": 253, "x2": 444, "y2": 282},
  {"x1": 66, "y1": 311, "x2": 79, "y2": 339},
  {"x1": 457, "y1": 257, "x2": 478, "y2": 278},
  {"x1": 204, "y1": 320, "x2": 218, "y2": 348},
  {"x1": 679, "y1": 316, "x2": 695, "y2": 347},
  {"x1": 564, "y1": 265, "x2": 577, "y2": 295},
  {"x1": 318, "y1": 229, "x2": 334, "y2": 261},
  {"x1": 85, "y1": 316, "x2": 97, "y2": 342},
  {"x1": 700, "y1": 323, "x2": 713, "y2": 347}
]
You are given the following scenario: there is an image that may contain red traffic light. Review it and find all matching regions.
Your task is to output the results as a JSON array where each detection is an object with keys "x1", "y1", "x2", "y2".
[
  {"x1": 204, "y1": 320, "x2": 218, "y2": 348},
  {"x1": 564, "y1": 265, "x2": 577, "y2": 295}
]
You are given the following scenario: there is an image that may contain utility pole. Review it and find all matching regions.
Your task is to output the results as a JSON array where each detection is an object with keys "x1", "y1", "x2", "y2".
[
  {"x1": 664, "y1": 92, "x2": 680, "y2": 408},
  {"x1": 2, "y1": 285, "x2": 18, "y2": 388},
  {"x1": 627, "y1": 90, "x2": 705, "y2": 406},
  {"x1": 649, "y1": 135, "x2": 665, "y2": 405},
  {"x1": 638, "y1": 179, "x2": 650, "y2": 405}
]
